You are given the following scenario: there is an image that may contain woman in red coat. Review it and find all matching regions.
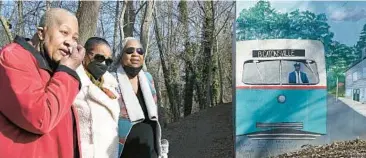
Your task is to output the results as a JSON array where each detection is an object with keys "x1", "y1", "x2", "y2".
[{"x1": 0, "y1": 8, "x2": 85, "y2": 158}]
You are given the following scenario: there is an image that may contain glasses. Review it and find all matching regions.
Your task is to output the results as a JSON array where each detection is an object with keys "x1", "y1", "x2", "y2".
[
  {"x1": 124, "y1": 47, "x2": 144, "y2": 55},
  {"x1": 93, "y1": 54, "x2": 113, "y2": 66}
]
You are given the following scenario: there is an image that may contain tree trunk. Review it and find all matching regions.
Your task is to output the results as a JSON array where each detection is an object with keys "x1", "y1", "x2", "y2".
[
  {"x1": 141, "y1": 0, "x2": 154, "y2": 71},
  {"x1": 17, "y1": 1, "x2": 24, "y2": 36},
  {"x1": 76, "y1": 1, "x2": 101, "y2": 45},
  {"x1": 118, "y1": 0, "x2": 127, "y2": 55},
  {"x1": 0, "y1": 16, "x2": 12, "y2": 43},
  {"x1": 179, "y1": 0, "x2": 194, "y2": 117},
  {"x1": 212, "y1": 35, "x2": 219, "y2": 107},
  {"x1": 196, "y1": 78, "x2": 205, "y2": 109},
  {"x1": 201, "y1": 1, "x2": 215, "y2": 109},
  {"x1": 154, "y1": 65, "x2": 168, "y2": 128},
  {"x1": 218, "y1": 45, "x2": 225, "y2": 104},
  {"x1": 155, "y1": 65, "x2": 163, "y2": 108},
  {"x1": 112, "y1": 0, "x2": 120, "y2": 55},
  {"x1": 123, "y1": 1, "x2": 135, "y2": 37},
  {"x1": 0, "y1": 1, "x2": 3, "y2": 13},
  {"x1": 153, "y1": 8, "x2": 179, "y2": 122}
]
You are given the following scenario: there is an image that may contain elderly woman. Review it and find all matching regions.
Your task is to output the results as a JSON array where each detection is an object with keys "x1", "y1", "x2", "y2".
[
  {"x1": 111, "y1": 37, "x2": 165, "y2": 158},
  {"x1": 73, "y1": 37, "x2": 120, "y2": 158}
]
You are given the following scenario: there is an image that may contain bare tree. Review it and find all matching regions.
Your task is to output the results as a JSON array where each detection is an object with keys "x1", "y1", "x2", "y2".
[
  {"x1": 153, "y1": 3, "x2": 180, "y2": 121},
  {"x1": 0, "y1": 16, "x2": 12, "y2": 43},
  {"x1": 123, "y1": 1, "x2": 135, "y2": 37},
  {"x1": 17, "y1": 1, "x2": 24, "y2": 36},
  {"x1": 197, "y1": 1, "x2": 215, "y2": 109},
  {"x1": 118, "y1": 0, "x2": 127, "y2": 53},
  {"x1": 178, "y1": 0, "x2": 194, "y2": 116},
  {"x1": 141, "y1": 0, "x2": 154, "y2": 71},
  {"x1": 112, "y1": 0, "x2": 120, "y2": 55},
  {"x1": 76, "y1": 1, "x2": 101, "y2": 45}
]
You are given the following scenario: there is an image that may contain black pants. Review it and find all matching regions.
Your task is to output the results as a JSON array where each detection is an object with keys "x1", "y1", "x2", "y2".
[{"x1": 120, "y1": 144, "x2": 158, "y2": 158}]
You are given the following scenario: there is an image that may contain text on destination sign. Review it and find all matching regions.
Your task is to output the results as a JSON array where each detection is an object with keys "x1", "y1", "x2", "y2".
[{"x1": 252, "y1": 49, "x2": 305, "y2": 57}]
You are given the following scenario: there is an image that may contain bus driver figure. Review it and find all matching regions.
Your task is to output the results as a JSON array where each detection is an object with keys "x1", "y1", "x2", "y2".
[{"x1": 288, "y1": 63, "x2": 309, "y2": 84}]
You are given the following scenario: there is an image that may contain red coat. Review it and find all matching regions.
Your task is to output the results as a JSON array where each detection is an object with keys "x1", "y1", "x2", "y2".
[{"x1": 0, "y1": 36, "x2": 82, "y2": 158}]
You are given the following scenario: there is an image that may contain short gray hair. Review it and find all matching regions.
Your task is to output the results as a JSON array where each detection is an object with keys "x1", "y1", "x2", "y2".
[
  {"x1": 38, "y1": 8, "x2": 75, "y2": 28},
  {"x1": 109, "y1": 37, "x2": 142, "y2": 71}
]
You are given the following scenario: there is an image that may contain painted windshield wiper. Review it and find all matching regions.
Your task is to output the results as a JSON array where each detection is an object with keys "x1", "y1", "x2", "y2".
[
  {"x1": 254, "y1": 61, "x2": 264, "y2": 82},
  {"x1": 305, "y1": 61, "x2": 316, "y2": 81},
  {"x1": 280, "y1": 60, "x2": 282, "y2": 85}
]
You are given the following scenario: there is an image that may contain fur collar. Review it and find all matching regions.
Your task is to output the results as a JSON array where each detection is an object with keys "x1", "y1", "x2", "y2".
[{"x1": 75, "y1": 65, "x2": 120, "y2": 120}]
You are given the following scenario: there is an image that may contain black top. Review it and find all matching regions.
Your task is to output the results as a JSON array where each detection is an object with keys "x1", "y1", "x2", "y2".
[
  {"x1": 71, "y1": 109, "x2": 79, "y2": 158},
  {"x1": 120, "y1": 85, "x2": 158, "y2": 158}
]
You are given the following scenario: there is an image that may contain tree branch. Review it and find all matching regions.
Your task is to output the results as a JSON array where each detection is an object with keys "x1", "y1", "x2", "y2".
[
  {"x1": 135, "y1": 1, "x2": 147, "y2": 15},
  {"x1": 213, "y1": 4, "x2": 234, "y2": 39},
  {"x1": 214, "y1": 2, "x2": 234, "y2": 21},
  {"x1": 196, "y1": 1, "x2": 205, "y2": 15},
  {"x1": 0, "y1": 16, "x2": 13, "y2": 43}
]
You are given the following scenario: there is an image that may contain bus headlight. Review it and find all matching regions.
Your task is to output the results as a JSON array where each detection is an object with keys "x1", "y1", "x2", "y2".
[{"x1": 278, "y1": 95, "x2": 286, "y2": 103}]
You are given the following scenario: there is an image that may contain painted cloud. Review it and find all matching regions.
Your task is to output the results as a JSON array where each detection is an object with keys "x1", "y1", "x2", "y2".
[{"x1": 329, "y1": 6, "x2": 366, "y2": 22}]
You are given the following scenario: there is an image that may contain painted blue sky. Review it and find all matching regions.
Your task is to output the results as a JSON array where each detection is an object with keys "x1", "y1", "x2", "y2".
[{"x1": 236, "y1": 1, "x2": 366, "y2": 46}]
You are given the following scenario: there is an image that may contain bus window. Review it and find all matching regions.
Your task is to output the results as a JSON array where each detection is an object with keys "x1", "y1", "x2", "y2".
[
  {"x1": 281, "y1": 60, "x2": 319, "y2": 85},
  {"x1": 242, "y1": 60, "x2": 280, "y2": 84},
  {"x1": 242, "y1": 60, "x2": 319, "y2": 85}
]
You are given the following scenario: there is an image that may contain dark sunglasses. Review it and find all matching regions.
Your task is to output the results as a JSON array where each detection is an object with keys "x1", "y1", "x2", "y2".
[
  {"x1": 124, "y1": 47, "x2": 144, "y2": 55},
  {"x1": 93, "y1": 54, "x2": 113, "y2": 66}
]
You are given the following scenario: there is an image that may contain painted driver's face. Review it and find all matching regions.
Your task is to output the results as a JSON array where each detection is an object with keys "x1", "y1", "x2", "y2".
[{"x1": 295, "y1": 65, "x2": 300, "y2": 71}]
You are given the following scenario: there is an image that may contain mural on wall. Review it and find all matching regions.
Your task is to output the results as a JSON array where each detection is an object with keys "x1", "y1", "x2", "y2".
[{"x1": 236, "y1": 1, "x2": 366, "y2": 157}]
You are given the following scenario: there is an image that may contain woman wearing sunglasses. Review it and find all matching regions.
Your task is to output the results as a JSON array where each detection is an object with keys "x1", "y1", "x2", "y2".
[
  {"x1": 73, "y1": 37, "x2": 120, "y2": 158},
  {"x1": 111, "y1": 37, "x2": 165, "y2": 158}
]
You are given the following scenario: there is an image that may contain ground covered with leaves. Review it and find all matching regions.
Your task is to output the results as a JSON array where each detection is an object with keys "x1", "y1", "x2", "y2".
[{"x1": 274, "y1": 139, "x2": 366, "y2": 158}]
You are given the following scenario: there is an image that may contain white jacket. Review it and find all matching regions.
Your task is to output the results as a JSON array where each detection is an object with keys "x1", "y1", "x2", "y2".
[{"x1": 73, "y1": 66, "x2": 120, "y2": 158}]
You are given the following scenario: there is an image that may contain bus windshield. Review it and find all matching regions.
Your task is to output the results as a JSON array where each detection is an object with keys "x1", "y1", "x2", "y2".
[{"x1": 242, "y1": 59, "x2": 319, "y2": 85}]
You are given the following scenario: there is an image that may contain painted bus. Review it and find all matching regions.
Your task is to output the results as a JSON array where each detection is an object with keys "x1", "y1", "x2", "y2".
[{"x1": 236, "y1": 39, "x2": 327, "y2": 139}]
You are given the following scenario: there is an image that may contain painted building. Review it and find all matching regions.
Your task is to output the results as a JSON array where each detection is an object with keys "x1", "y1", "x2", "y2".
[{"x1": 345, "y1": 49, "x2": 366, "y2": 103}]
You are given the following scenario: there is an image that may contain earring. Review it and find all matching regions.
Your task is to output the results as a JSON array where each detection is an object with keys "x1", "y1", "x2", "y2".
[
  {"x1": 38, "y1": 33, "x2": 43, "y2": 41},
  {"x1": 38, "y1": 41, "x2": 45, "y2": 53}
]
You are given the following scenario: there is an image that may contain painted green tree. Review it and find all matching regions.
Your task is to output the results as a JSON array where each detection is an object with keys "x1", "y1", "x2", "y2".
[
  {"x1": 236, "y1": 1, "x2": 333, "y2": 48},
  {"x1": 236, "y1": 1, "x2": 289, "y2": 40},
  {"x1": 355, "y1": 24, "x2": 366, "y2": 60}
]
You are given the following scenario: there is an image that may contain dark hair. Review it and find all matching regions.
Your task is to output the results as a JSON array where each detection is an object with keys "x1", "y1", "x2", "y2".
[{"x1": 84, "y1": 37, "x2": 110, "y2": 53}]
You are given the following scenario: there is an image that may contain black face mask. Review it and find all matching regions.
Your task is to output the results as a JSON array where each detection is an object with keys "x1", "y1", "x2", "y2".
[
  {"x1": 123, "y1": 65, "x2": 142, "y2": 78},
  {"x1": 87, "y1": 61, "x2": 108, "y2": 80}
]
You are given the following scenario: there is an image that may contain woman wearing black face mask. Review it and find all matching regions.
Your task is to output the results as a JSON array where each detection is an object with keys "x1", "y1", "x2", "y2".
[
  {"x1": 111, "y1": 37, "x2": 167, "y2": 158},
  {"x1": 73, "y1": 37, "x2": 120, "y2": 158}
]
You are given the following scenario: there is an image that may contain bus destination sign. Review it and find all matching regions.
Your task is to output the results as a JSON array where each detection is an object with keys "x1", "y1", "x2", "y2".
[{"x1": 252, "y1": 49, "x2": 305, "y2": 58}]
